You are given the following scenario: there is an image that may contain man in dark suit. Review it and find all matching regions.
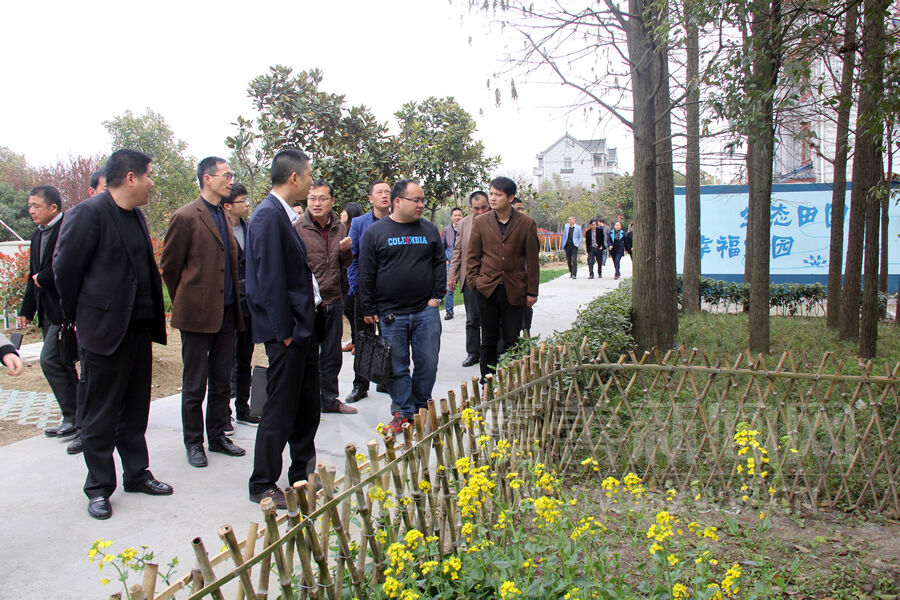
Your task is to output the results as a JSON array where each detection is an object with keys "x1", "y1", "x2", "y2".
[
  {"x1": 17, "y1": 185, "x2": 79, "y2": 440},
  {"x1": 245, "y1": 149, "x2": 320, "y2": 509},
  {"x1": 466, "y1": 176, "x2": 540, "y2": 379},
  {"x1": 54, "y1": 149, "x2": 172, "y2": 520},
  {"x1": 221, "y1": 182, "x2": 260, "y2": 426},
  {"x1": 161, "y1": 157, "x2": 246, "y2": 468}
]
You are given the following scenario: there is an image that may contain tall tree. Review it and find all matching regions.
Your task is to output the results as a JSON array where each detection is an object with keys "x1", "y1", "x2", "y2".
[
  {"x1": 854, "y1": 0, "x2": 890, "y2": 357},
  {"x1": 394, "y1": 96, "x2": 498, "y2": 219},
  {"x1": 682, "y1": 0, "x2": 702, "y2": 314},
  {"x1": 37, "y1": 154, "x2": 104, "y2": 210},
  {"x1": 103, "y1": 109, "x2": 197, "y2": 236},
  {"x1": 825, "y1": 0, "x2": 859, "y2": 330},
  {"x1": 227, "y1": 66, "x2": 398, "y2": 209}
]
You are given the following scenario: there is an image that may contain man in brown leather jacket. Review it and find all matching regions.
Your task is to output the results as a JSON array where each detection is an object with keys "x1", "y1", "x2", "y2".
[
  {"x1": 295, "y1": 179, "x2": 356, "y2": 414},
  {"x1": 161, "y1": 156, "x2": 246, "y2": 468},
  {"x1": 465, "y1": 176, "x2": 539, "y2": 379}
]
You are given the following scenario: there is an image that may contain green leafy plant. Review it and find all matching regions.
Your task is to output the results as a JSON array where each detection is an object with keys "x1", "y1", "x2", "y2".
[{"x1": 87, "y1": 538, "x2": 178, "y2": 599}]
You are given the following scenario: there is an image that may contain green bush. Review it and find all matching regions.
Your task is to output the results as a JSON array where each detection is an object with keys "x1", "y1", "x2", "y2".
[
  {"x1": 677, "y1": 277, "x2": 886, "y2": 317},
  {"x1": 547, "y1": 278, "x2": 635, "y2": 360}
]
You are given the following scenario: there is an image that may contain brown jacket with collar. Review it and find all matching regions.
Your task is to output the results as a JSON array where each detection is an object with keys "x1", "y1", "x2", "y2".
[
  {"x1": 465, "y1": 209, "x2": 540, "y2": 305},
  {"x1": 448, "y1": 213, "x2": 475, "y2": 288},
  {"x1": 295, "y1": 210, "x2": 351, "y2": 306},
  {"x1": 161, "y1": 196, "x2": 244, "y2": 333}
]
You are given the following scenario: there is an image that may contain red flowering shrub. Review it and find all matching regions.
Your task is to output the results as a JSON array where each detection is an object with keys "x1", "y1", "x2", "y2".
[{"x1": 0, "y1": 248, "x2": 30, "y2": 316}]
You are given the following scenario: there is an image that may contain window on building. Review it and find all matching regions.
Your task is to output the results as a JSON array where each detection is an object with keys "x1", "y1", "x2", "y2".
[{"x1": 564, "y1": 157, "x2": 572, "y2": 169}]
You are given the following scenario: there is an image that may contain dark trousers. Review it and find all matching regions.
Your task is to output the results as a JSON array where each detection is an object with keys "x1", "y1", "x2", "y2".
[
  {"x1": 522, "y1": 305, "x2": 534, "y2": 332},
  {"x1": 612, "y1": 251, "x2": 624, "y2": 277},
  {"x1": 249, "y1": 337, "x2": 320, "y2": 494},
  {"x1": 318, "y1": 301, "x2": 344, "y2": 410},
  {"x1": 587, "y1": 247, "x2": 605, "y2": 277},
  {"x1": 347, "y1": 294, "x2": 372, "y2": 391},
  {"x1": 180, "y1": 304, "x2": 236, "y2": 446},
  {"x1": 476, "y1": 285, "x2": 524, "y2": 378},
  {"x1": 230, "y1": 302, "x2": 254, "y2": 418},
  {"x1": 40, "y1": 322, "x2": 78, "y2": 424},
  {"x1": 462, "y1": 281, "x2": 481, "y2": 358},
  {"x1": 564, "y1": 244, "x2": 579, "y2": 277},
  {"x1": 81, "y1": 321, "x2": 154, "y2": 499},
  {"x1": 343, "y1": 293, "x2": 358, "y2": 345}
]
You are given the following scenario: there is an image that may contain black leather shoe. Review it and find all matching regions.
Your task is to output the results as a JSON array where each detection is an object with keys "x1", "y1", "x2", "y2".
[
  {"x1": 87, "y1": 497, "x2": 111, "y2": 520},
  {"x1": 322, "y1": 401, "x2": 358, "y2": 414},
  {"x1": 66, "y1": 435, "x2": 84, "y2": 455},
  {"x1": 250, "y1": 487, "x2": 287, "y2": 509},
  {"x1": 462, "y1": 354, "x2": 480, "y2": 367},
  {"x1": 224, "y1": 418, "x2": 235, "y2": 436},
  {"x1": 187, "y1": 444, "x2": 208, "y2": 468},
  {"x1": 345, "y1": 386, "x2": 367, "y2": 404},
  {"x1": 236, "y1": 413, "x2": 261, "y2": 425},
  {"x1": 124, "y1": 478, "x2": 174, "y2": 495},
  {"x1": 444, "y1": 312, "x2": 454, "y2": 320},
  {"x1": 209, "y1": 436, "x2": 246, "y2": 456},
  {"x1": 45, "y1": 421, "x2": 77, "y2": 438},
  {"x1": 376, "y1": 383, "x2": 388, "y2": 393}
]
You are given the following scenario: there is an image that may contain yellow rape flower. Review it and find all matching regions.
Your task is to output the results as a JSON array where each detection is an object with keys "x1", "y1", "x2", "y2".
[
  {"x1": 420, "y1": 560, "x2": 438, "y2": 575},
  {"x1": 581, "y1": 457, "x2": 599, "y2": 472},
  {"x1": 667, "y1": 553, "x2": 679, "y2": 566},
  {"x1": 404, "y1": 529, "x2": 424, "y2": 549},
  {"x1": 672, "y1": 583, "x2": 689, "y2": 600},
  {"x1": 702, "y1": 526, "x2": 719, "y2": 541},
  {"x1": 382, "y1": 576, "x2": 402, "y2": 599},
  {"x1": 418, "y1": 480, "x2": 431, "y2": 493},
  {"x1": 100, "y1": 578, "x2": 109, "y2": 586},
  {"x1": 399, "y1": 590, "x2": 420, "y2": 600},
  {"x1": 499, "y1": 580, "x2": 522, "y2": 599},
  {"x1": 442, "y1": 556, "x2": 462, "y2": 580},
  {"x1": 455, "y1": 457, "x2": 471, "y2": 475}
]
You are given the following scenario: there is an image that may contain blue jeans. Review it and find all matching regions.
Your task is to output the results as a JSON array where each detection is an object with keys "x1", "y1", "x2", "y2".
[
  {"x1": 443, "y1": 264, "x2": 454, "y2": 313},
  {"x1": 379, "y1": 304, "x2": 442, "y2": 419}
]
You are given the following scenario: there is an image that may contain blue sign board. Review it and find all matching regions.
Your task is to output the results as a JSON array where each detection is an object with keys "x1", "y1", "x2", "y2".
[{"x1": 674, "y1": 183, "x2": 900, "y2": 287}]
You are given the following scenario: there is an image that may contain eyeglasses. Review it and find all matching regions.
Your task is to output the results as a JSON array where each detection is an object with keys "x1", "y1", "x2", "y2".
[
  {"x1": 212, "y1": 172, "x2": 235, "y2": 181},
  {"x1": 399, "y1": 196, "x2": 425, "y2": 205},
  {"x1": 308, "y1": 196, "x2": 333, "y2": 203}
]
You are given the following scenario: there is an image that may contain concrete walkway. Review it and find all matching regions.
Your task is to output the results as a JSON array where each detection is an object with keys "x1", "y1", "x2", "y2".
[{"x1": 0, "y1": 259, "x2": 630, "y2": 599}]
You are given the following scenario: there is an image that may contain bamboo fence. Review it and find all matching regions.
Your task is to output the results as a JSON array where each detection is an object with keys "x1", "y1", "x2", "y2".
[{"x1": 118, "y1": 342, "x2": 900, "y2": 599}]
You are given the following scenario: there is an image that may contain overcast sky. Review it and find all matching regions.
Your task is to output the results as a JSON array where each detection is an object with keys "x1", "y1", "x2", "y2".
[{"x1": 0, "y1": 0, "x2": 634, "y2": 181}]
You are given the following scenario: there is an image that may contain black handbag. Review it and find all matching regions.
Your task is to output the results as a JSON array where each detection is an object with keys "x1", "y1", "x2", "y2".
[
  {"x1": 57, "y1": 323, "x2": 79, "y2": 365},
  {"x1": 353, "y1": 327, "x2": 392, "y2": 386}
]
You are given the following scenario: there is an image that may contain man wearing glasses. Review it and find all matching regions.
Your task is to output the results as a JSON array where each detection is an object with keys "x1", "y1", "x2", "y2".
[
  {"x1": 221, "y1": 183, "x2": 260, "y2": 426},
  {"x1": 161, "y1": 157, "x2": 246, "y2": 468},
  {"x1": 358, "y1": 180, "x2": 446, "y2": 436},
  {"x1": 295, "y1": 179, "x2": 356, "y2": 415}
]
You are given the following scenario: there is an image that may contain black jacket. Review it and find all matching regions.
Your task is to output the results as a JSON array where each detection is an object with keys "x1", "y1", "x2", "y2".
[
  {"x1": 53, "y1": 192, "x2": 167, "y2": 356},
  {"x1": 19, "y1": 219, "x2": 65, "y2": 326}
]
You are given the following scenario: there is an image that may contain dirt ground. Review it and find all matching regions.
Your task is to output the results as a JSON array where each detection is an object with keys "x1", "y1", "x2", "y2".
[{"x1": 0, "y1": 319, "x2": 353, "y2": 447}]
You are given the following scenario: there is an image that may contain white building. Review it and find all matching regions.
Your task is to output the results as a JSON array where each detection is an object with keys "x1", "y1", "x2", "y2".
[{"x1": 534, "y1": 133, "x2": 620, "y2": 188}]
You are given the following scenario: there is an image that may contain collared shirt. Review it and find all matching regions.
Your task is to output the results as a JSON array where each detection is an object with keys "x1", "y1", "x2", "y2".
[
  {"x1": 38, "y1": 212, "x2": 63, "y2": 263},
  {"x1": 271, "y1": 191, "x2": 300, "y2": 225},
  {"x1": 494, "y1": 211, "x2": 510, "y2": 236},
  {"x1": 202, "y1": 196, "x2": 236, "y2": 306}
]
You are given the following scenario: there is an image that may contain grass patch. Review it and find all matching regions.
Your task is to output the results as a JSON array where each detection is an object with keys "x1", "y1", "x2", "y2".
[{"x1": 677, "y1": 312, "x2": 900, "y2": 365}]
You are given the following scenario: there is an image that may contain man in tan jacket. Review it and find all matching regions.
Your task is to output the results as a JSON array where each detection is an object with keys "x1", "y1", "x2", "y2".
[
  {"x1": 447, "y1": 191, "x2": 491, "y2": 367},
  {"x1": 465, "y1": 177, "x2": 539, "y2": 379},
  {"x1": 295, "y1": 179, "x2": 356, "y2": 415},
  {"x1": 161, "y1": 156, "x2": 245, "y2": 468}
]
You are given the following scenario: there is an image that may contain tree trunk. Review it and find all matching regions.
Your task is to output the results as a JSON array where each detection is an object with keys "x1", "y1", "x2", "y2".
[
  {"x1": 683, "y1": 12, "x2": 702, "y2": 314},
  {"x1": 857, "y1": 0, "x2": 889, "y2": 358},
  {"x1": 655, "y1": 43, "x2": 678, "y2": 348},
  {"x1": 839, "y1": 2, "x2": 888, "y2": 343},
  {"x1": 746, "y1": 0, "x2": 781, "y2": 355},
  {"x1": 880, "y1": 121, "x2": 892, "y2": 294},
  {"x1": 627, "y1": 0, "x2": 663, "y2": 353},
  {"x1": 825, "y1": 0, "x2": 858, "y2": 330}
]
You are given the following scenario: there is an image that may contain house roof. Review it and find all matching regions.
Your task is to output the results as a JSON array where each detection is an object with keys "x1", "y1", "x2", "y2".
[{"x1": 536, "y1": 132, "x2": 617, "y2": 162}]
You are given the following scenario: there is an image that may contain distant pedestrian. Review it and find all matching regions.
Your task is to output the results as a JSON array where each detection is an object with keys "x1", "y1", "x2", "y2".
[
  {"x1": 441, "y1": 207, "x2": 463, "y2": 320},
  {"x1": 584, "y1": 219, "x2": 605, "y2": 279},
  {"x1": 608, "y1": 221, "x2": 631, "y2": 280},
  {"x1": 562, "y1": 215, "x2": 583, "y2": 278}
]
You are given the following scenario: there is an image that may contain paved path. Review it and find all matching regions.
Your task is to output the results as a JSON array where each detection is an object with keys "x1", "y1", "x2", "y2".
[{"x1": 0, "y1": 259, "x2": 630, "y2": 599}]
